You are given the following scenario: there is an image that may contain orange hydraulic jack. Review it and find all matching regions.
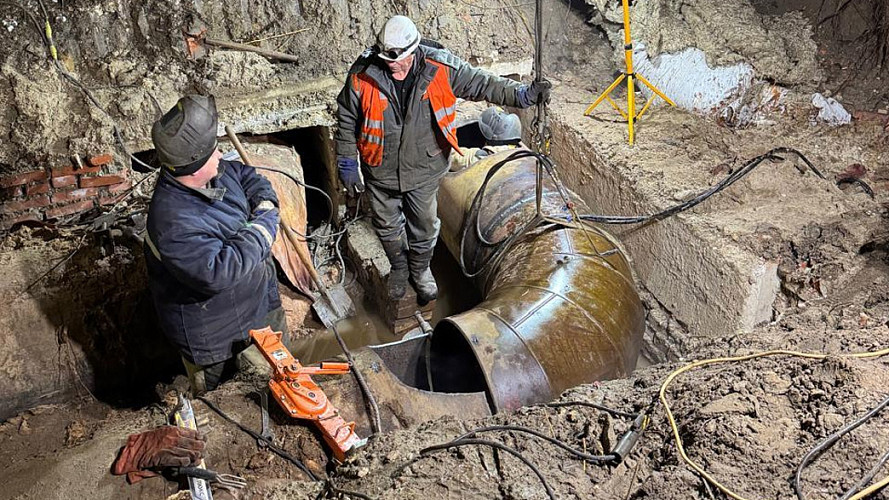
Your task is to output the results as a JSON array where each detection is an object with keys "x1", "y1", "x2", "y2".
[{"x1": 249, "y1": 327, "x2": 366, "y2": 462}]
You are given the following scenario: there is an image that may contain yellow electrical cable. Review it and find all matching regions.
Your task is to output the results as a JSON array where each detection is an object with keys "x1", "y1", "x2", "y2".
[{"x1": 659, "y1": 347, "x2": 889, "y2": 500}]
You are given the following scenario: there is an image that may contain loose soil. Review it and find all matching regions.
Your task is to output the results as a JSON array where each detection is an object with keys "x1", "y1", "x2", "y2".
[{"x1": 3, "y1": 0, "x2": 889, "y2": 499}]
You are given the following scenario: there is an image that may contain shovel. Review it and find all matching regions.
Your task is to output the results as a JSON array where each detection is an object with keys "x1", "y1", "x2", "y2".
[{"x1": 225, "y1": 126, "x2": 355, "y2": 328}]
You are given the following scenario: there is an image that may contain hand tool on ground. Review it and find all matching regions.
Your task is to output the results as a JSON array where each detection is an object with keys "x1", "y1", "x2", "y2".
[
  {"x1": 173, "y1": 396, "x2": 213, "y2": 500},
  {"x1": 185, "y1": 28, "x2": 301, "y2": 64},
  {"x1": 250, "y1": 326, "x2": 366, "y2": 461},
  {"x1": 257, "y1": 390, "x2": 275, "y2": 448},
  {"x1": 225, "y1": 125, "x2": 355, "y2": 328},
  {"x1": 174, "y1": 467, "x2": 248, "y2": 494}
]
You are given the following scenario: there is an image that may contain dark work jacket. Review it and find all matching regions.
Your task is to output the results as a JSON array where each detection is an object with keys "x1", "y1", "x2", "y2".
[
  {"x1": 144, "y1": 160, "x2": 280, "y2": 366},
  {"x1": 335, "y1": 45, "x2": 524, "y2": 192}
]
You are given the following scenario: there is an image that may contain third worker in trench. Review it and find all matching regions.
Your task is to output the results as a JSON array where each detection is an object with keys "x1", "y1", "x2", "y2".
[{"x1": 335, "y1": 15, "x2": 550, "y2": 304}]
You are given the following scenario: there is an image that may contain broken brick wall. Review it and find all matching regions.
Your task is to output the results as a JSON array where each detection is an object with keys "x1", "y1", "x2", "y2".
[{"x1": 0, "y1": 153, "x2": 131, "y2": 229}]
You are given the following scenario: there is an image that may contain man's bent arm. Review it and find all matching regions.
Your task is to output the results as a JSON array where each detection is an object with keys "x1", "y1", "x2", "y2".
[
  {"x1": 235, "y1": 161, "x2": 279, "y2": 210},
  {"x1": 155, "y1": 222, "x2": 272, "y2": 295}
]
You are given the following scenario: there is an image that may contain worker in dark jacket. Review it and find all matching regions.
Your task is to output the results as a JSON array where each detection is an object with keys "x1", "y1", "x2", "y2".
[
  {"x1": 335, "y1": 15, "x2": 550, "y2": 304},
  {"x1": 145, "y1": 95, "x2": 286, "y2": 394}
]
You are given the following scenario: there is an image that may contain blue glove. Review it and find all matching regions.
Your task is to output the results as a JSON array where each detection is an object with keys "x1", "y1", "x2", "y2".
[
  {"x1": 337, "y1": 156, "x2": 365, "y2": 197},
  {"x1": 249, "y1": 207, "x2": 279, "y2": 249},
  {"x1": 517, "y1": 79, "x2": 552, "y2": 108}
]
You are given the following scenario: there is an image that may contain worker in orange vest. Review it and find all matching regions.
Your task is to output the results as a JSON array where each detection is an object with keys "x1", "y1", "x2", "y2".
[{"x1": 335, "y1": 15, "x2": 550, "y2": 304}]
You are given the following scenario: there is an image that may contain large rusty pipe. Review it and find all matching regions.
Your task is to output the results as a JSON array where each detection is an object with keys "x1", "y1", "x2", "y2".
[{"x1": 433, "y1": 150, "x2": 645, "y2": 412}]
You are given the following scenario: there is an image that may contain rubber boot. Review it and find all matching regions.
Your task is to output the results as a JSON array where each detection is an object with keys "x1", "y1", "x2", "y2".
[
  {"x1": 381, "y1": 239, "x2": 409, "y2": 301},
  {"x1": 409, "y1": 249, "x2": 438, "y2": 304}
]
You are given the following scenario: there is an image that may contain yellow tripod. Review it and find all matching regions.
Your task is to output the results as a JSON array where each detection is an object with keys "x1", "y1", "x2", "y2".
[{"x1": 584, "y1": 0, "x2": 675, "y2": 145}]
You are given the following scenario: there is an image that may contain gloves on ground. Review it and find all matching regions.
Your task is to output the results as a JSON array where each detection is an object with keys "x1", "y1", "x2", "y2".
[
  {"x1": 337, "y1": 156, "x2": 365, "y2": 197},
  {"x1": 112, "y1": 426, "x2": 207, "y2": 484},
  {"x1": 249, "y1": 206, "x2": 280, "y2": 248},
  {"x1": 517, "y1": 79, "x2": 552, "y2": 108}
]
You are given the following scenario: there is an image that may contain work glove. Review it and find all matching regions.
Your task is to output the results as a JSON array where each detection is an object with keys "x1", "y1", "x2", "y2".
[
  {"x1": 249, "y1": 207, "x2": 280, "y2": 248},
  {"x1": 111, "y1": 426, "x2": 207, "y2": 484},
  {"x1": 253, "y1": 199, "x2": 277, "y2": 215},
  {"x1": 337, "y1": 156, "x2": 365, "y2": 197},
  {"x1": 517, "y1": 79, "x2": 552, "y2": 108}
]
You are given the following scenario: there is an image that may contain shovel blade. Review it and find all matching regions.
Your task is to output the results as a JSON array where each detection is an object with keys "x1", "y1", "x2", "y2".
[{"x1": 311, "y1": 284, "x2": 356, "y2": 328}]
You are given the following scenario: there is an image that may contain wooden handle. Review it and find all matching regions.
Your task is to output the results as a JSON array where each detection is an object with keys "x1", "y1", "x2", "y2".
[
  {"x1": 225, "y1": 125, "x2": 253, "y2": 165},
  {"x1": 205, "y1": 38, "x2": 302, "y2": 64},
  {"x1": 226, "y1": 125, "x2": 328, "y2": 294}
]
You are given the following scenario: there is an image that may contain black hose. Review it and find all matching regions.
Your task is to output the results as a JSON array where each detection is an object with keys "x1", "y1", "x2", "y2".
[
  {"x1": 456, "y1": 424, "x2": 617, "y2": 463},
  {"x1": 196, "y1": 396, "x2": 319, "y2": 481},
  {"x1": 329, "y1": 322, "x2": 382, "y2": 435},
  {"x1": 457, "y1": 147, "x2": 823, "y2": 279},
  {"x1": 793, "y1": 392, "x2": 889, "y2": 500},
  {"x1": 541, "y1": 400, "x2": 639, "y2": 419},
  {"x1": 419, "y1": 438, "x2": 557, "y2": 500},
  {"x1": 251, "y1": 164, "x2": 335, "y2": 235},
  {"x1": 577, "y1": 147, "x2": 823, "y2": 225},
  {"x1": 840, "y1": 447, "x2": 889, "y2": 500}
]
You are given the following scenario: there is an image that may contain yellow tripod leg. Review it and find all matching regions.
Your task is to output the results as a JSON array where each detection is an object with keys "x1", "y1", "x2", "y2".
[
  {"x1": 605, "y1": 95, "x2": 628, "y2": 120},
  {"x1": 636, "y1": 95, "x2": 656, "y2": 121},
  {"x1": 627, "y1": 74, "x2": 636, "y2": 146},
  {"x1": 584, "y1": 73, "x2": 626, "y2": 116},
  {"x1": 636, "y1": 73, "x2": 676, "y2": 107}
]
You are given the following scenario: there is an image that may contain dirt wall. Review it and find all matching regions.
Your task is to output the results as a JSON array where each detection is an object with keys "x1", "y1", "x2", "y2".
[
  {"x1": 0, "y1": 0, "x2": 533, "y2": 174},
  {"x1": 582, "y1": 0, "x2": 822, "y2": 87},
  {"x1": 0, "y1": 228, "x2": 181, "y2": 419}
]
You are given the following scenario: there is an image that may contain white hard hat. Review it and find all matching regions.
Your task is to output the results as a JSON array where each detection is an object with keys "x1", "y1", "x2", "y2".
[
  {"x1": 479, "y1": 107, "x2": 522, "y2": 142},
  {"x1": 377, "y1": 15, "x2": 421, "y2": 62}
]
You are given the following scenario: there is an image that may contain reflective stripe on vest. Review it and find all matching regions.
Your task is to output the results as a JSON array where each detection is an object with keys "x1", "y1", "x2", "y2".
[
  {"x1": 352, "y1": 73, "x2": 387, "y2": 167},
  {"x1": 424, "y1": 59, "x2": 462, "y2": 157},
  {"x1": 351, "y1": 58, "x2": 463, "y2": 167}
]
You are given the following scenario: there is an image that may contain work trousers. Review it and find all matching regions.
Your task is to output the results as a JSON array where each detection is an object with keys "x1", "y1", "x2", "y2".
[
  {"x1": 182, "y1": 306, "x2": 290, "y2": 394},
  {"x1": 365, "y1": 180, "x2": 441, "y2": 255}
]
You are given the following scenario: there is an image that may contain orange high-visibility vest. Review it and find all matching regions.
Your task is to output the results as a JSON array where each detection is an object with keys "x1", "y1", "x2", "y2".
[{"x1": 352, "y1": 59, "x2": 462, "y2": 167}]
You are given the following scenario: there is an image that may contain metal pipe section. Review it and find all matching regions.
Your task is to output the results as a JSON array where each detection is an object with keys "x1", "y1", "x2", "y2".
[{"x1": 433, "y1": 151, "x2": 645, "y2": 412}]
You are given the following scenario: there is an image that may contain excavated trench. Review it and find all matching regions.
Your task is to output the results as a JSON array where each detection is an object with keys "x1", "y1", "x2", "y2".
[{"x1": 4, "y1": 0, "x2": 889, "y2": 497}]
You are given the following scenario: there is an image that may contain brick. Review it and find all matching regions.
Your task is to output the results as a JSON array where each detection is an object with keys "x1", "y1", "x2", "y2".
[
  {"x1": 0, "y1": 185, "x2": 24, "y2": 201},
  {"x1": 87, "y1": 153, "x2": 114, "y2": 167},
  {"x1": 98, "y1": 195, "x2": 124, "y2": 206},
  {"x1": 0, "y1": 170, "x2": 48, "y2": 188},
  {"x1": 80, "y1": 174, "x2": 126, "y2": 188},
  {"x1": 0, "y1": 195, "x2": 51, "y2": 214},
  {"x1": 45, "y1": 200, "x2": 95, "y2": 219},
  {"x1": 108, "y1": 180, "x2": 133, "y2": 194},
  {"x1": 51, "y1": 187, "x2": 102, "y2": 204},
  {"x1": 0, "y1": 213, "x2": 42, "y2": 230},
  {"x1": 51, "y1": 175, "x2": 78, "y2": 189},
  {"x1": 25, "y1": 182, "x2": 50, "y2": 196},
  {"x1": 52, "y1": 164, "x2": 100, "y2": 177}
]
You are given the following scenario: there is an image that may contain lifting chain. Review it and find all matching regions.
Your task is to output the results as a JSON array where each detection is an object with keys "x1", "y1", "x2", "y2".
[{"x1": 530, "y1": 0, "x2": 552, "y2": 156}]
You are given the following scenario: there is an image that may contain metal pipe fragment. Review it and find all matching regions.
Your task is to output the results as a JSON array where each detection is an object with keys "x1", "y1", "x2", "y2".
[{"x1": 433, "y1": 150, "x2": 645, "y2": 411}]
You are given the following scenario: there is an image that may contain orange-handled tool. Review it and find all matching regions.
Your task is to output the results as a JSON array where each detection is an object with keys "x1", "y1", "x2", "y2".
[{"x1": 250, "y1": 327, "x2": 366, "y2": 461}]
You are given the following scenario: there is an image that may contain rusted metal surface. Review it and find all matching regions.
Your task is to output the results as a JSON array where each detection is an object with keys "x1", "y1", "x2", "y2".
[
  {"x1": 321, "y1": 340, "x2": 492, "y2": 435},
  {"x1": 434, "y1": 150, "x2": 645, "y2": 412}
]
